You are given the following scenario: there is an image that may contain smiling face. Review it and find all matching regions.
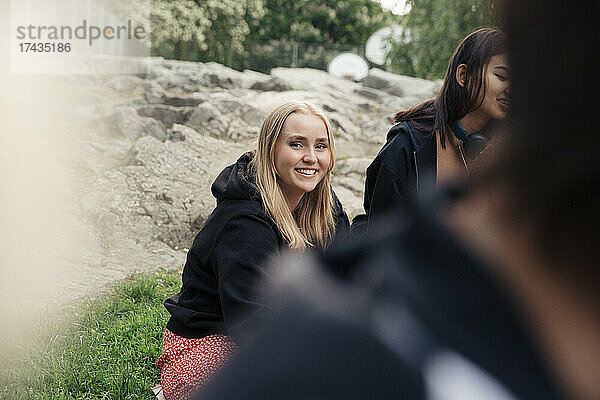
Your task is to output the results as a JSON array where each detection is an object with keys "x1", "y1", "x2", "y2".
[
  {"x1": 273, "y1": 112, "x2": 331, "y2": 210},
  {"x1": 477, "y1": 53, "x2": 511, "y2": 121}
]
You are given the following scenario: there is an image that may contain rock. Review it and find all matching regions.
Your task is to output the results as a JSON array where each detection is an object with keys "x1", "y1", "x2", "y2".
[
  {"x1": 353, "y1": 87, "x2": 385, "y2": 102},
  {"x1": 154, "y1": 71, "x2": 190, "y2": 90},
  {"x1": 108, "y1": 106, "x2": 167, "y2": 141},
  {"x1": 358, "y1": 102, "x2": 377, "y2": 112},
  {"x1": 185, "y1": 102, "x2": 259, "y2": 142},
  {"x1": 271, "y1": 67, "x2": 359, "y2": 92},
  {"x1": 186, "y1": 103, "x2": 221, "y2": 129},
  {"x1": 201, "y1": 62, "x2": 243, "y2": 89},
  {"x1": 331, "y1": 184, "x2": 364, "y2": 220},
  {"x1": 334, "y1": 157, "x2": 371, "y2": 196},
  {"x1": 363, "y1": 68, "x2": 392, "y2": 90},
  {"x1": 328, "y1": 113, "x2": 361, "y2": 140},
  {"x1": 387, "y1": 74, "x2": 438, "y2": 98},
  {"x1": 248, "y1": 90, "x2": 345, "y2": 117},
  {"x1": 162, "y1": 59, "x2": 201, "y2": 70},
  {"x1": 86, "y1": 125, "x2": 247, "y2": 261},
  {"x1": 145, "y1": 80, "x2": 166, "y2": 104},
  {"x1": 147, "y1": 60, "x2": 208, "y2": 91},
  {"x1": 330, "y1": 157, "x2": 372, "y2": 218},
  {"x1": 250, "y1": 77, "x2": 293, "y2": 92},
  {"x1": 109, "y1": 75, "x2": 146, "y2": 94},
  {"x1": 133, "y1": 57, "x2": 165, "y2": 79},
  {"x1": 336, "y1": 175, "x2": 364, "y2": 194},
  {"x1": 136, "y1": 104, "x2": 195, "y2": 128},
  {"x1": 120, "y1": 148, "x2": 144, "y2": 167},
  {"x1": 109, "y1": 106, "x2": 145, "y2": 140},
  {"x1": 224, "y1": 118, "x2": 259, "y2": 141},
  {"x1": 142, "y1": 118, "x2": 168, "y2": 141},
  {"x1": 166, "y1": 124, "x2": 188, "y2": 142},
  {"x1": 211, "y1": 98, "x2": 265, "y2": 128},
  {"x1": 164, "y1": 93, "x2": 207, "y2": 107},
  {"x1": 241, "y1": 69, "x2": 271, "y2": 89},
  {"x1": 364, "y1": 68, "x2": 438, "y2": 98},
  {"x1": 335, "y1": 157, "x2": 372, "y2": 178}
]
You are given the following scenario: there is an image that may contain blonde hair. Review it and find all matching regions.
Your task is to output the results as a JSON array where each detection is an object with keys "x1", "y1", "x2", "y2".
[{"x1": 250, "y1": 101, "x2": 337, "y2": 251}]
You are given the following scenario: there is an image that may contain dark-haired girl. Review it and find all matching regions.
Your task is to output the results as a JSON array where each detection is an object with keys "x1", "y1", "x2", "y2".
[{"x1": 353, "y1": 28, "x2": 510, "y2": 233}]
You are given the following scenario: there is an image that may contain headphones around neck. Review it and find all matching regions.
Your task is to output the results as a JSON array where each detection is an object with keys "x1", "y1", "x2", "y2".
[{"x1": 448, "y1": 120, "x2": 487, "y2": 159}]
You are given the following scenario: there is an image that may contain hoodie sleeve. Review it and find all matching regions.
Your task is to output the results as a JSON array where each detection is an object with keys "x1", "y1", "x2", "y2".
[
  {"x1": 368, "y1": 159, "x2": 410, "y2": 220},
  {"x1": 351, "y1": 124, "x2": 414, "y2": 237},
  {"x1": 352, "y1": 147, "x2": 411, "y2": 237},
  {"x1": 368, "y1": 124, "x2": 416, "y2": 221},
  {"x1": 213, "y1": 214, "x2": 280, "y2": 339}
]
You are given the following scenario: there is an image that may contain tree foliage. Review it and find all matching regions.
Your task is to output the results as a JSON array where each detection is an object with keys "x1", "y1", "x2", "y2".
[
  {"x1": 232, "y1": 0, "x2": 395, "y2": 72},
  {"x1": 112, "y1": 0, "x2": 397, "y2": 70},
  {"x1": 386, "y1": 0, "x2": 499, "y2": 79},
  {"x1": 247, "y1": 0, "x2": 394, "y2": 44},
  {"x1": 150, "y1": 0, "x2": 264, "y2": 62}
]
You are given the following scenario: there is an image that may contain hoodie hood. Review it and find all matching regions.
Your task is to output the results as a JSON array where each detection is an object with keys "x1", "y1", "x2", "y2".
[
  {"x1": 387, "y1": 120, "x2": 434, "y2": 153},
  {"x1": 211, "y1": 152, "x2": 262, "y2": 203}
]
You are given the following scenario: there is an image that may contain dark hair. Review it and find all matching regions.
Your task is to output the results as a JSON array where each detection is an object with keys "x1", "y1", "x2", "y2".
[
  {"x1": 394, "y1": 28, "x2": 506, "y2": 148},
  {"x1": 491, "y1": 1, "x2": 599, "y2": 295}
]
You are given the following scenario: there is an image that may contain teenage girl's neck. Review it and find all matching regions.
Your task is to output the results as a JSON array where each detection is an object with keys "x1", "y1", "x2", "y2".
[
  {"x1": 285, "y1": 194, "x2": 303, "y2": 213},
  {"x1": 459, "y1": 110, "x2": 490, "y2": 134}
]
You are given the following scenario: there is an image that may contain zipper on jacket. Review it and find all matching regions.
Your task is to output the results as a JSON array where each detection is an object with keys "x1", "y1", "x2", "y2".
[{"x1": 413, "y1": 150, "x2": 419, "y2": 199}]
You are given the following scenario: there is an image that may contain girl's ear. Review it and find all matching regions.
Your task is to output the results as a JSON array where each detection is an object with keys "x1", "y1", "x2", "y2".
[{"x1": 455, "y1": 64, "x2": 467, "y2": 87}]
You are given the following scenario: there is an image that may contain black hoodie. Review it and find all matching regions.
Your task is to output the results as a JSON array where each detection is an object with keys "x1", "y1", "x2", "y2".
[
  {"x1": 198, "y1": 205, "x2": 567, "y2": 400},
  {"x1": 351, "y1": 121, "x2": 437, "y2": 235},
  {"x1": 165, "y1": 152, "x2": 350, "y2": 340}
]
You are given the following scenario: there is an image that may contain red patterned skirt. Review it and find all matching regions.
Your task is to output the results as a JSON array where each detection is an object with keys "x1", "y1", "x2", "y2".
[{"x1": 156, "y1": 329, "x2": 236, "y2": 400}]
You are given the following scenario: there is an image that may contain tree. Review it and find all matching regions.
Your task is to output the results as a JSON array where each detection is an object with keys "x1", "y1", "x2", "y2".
[
  {"x1": 150, "y1": 0, "x2": 264, "y2": 61},
  {"x1": 233, "y1": 0, "x2": 395, "y2": 72},
  {"x1": 386, "y1": 0, "x2": 499, "y2": 79},
  {"x1": 247, "y1": 0, "x2": 394, "y2": 44}
]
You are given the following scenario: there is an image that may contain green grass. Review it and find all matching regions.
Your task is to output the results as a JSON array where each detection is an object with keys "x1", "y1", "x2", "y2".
[{"x1": 0, "y1": 269, "x2": 182, "y2": 400}]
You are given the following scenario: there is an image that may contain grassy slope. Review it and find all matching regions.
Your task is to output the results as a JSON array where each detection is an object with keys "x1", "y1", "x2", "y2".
[{"x1": 0, "y1": 270, "x2": 182, "y2": 400}]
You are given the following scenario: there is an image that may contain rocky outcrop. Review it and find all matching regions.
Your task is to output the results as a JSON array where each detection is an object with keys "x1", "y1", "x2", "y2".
[
  {"x1": 364, "y1": 68, "x2": 442, "y2": 99},
  {"x1": 250, "y1": 76, "x2": 293, "y2": 92},
  {"x1": 61, "y1": 57, "x2": 438, "y2": 299},
  {"x1": 109, "y1": 106, "x2": 168, "y2": 141},
  {"x1": 85, "y1": 124, "x2": 246, "y2": 256}
]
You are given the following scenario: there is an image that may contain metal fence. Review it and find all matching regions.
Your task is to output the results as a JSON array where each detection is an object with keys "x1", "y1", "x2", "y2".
[{"x1": 228, "y1": 40, "x2": 369, "y2": 73}]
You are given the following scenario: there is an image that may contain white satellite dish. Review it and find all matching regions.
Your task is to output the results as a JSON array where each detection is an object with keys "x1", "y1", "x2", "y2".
[
  {"x1": 365, "y1": 25, "x2": 406, "y2": 65},
  {"x1": 327, "y1": 52, "x2": 369, "y2": 81}
]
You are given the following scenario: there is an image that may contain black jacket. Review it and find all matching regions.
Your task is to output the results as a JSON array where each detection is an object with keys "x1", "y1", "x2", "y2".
[
  {"x1": 165, "y1": 152, "x2": 350, "y2": 340},
  {"x1": 198, "y1": 204, "x2": 568, "y2": 400},
  {"x1": 352, "y1": 121, "x2": 436, "y2": 234}
]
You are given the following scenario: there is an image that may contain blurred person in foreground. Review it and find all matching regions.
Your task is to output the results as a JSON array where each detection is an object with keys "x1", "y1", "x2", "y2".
[{"x1": 195, "y1": 1, "x2": 599, "y2": 399}]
